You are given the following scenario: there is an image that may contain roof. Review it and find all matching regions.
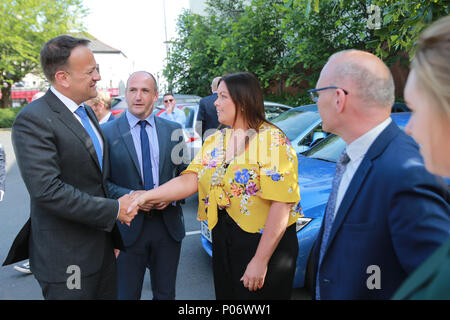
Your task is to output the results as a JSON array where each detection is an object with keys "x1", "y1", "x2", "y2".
[{"x1": 73, "y1": 32, "x2": 127, "y2": 57}]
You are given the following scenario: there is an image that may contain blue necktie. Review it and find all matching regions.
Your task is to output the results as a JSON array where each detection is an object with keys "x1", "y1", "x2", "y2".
[
  {"x1": 139, "y1": 120, "x2": 154, "y2": 190},
  {"x1": 316, "y1": 150, "x2": 350, "y2": 299},
  {"x1": 75, "y1": 106, "x2": 103, "y2": 170}
]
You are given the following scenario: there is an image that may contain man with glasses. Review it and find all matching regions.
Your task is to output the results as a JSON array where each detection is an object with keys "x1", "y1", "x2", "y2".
[
  {"x1": 159, "y1": 93, "x2": 186, "y2": 128},
  {"x1": 310, "y1": 49, "x2": 450, "y2": 300}
]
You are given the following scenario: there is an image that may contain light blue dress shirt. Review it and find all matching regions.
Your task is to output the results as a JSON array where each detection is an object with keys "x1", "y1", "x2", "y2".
[
  {"x1": 159, "y1": 107, "x2": 186, "y2": 128},
  {"x1": 126, "y1": 111, "x2": 160, "y2": 187}
]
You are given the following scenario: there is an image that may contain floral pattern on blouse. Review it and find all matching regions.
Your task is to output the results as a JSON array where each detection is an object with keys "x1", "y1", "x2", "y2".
[{"x1": 182, "y1": 123, "x2": 302, "y2": 233}]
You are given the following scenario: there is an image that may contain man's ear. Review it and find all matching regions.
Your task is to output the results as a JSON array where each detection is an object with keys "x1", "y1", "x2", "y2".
[
  {"x1": 153, "y1": 92, "x2": 159, "y2": 105},
  {"x1": 54, "y1": 70, "x2": 70, "y2": 89},
  {"x1": 334, "y1": 88, "x2": 348, "y2": 114}
]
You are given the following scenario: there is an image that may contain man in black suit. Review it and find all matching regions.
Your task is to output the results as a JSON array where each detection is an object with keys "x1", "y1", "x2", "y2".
[
  {"x1": 102, "y1": 71, "x2": 186, "y2": 300},
  {"x1": 3, "y1": 35, "x2": 138, "y2": 299},
  {"x1": 196, "y1": 76, "x2": 221, "y2": 141}
]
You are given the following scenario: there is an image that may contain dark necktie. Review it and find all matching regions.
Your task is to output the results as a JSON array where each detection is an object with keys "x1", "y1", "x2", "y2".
[
  {"x1": 316, "y1": 150, "x2": 350, "y2": 299},
  {"x1": 75, "y1": 106, "x2": 103, "y2": 170},
  {"x1": 139, "y1": 120, "x2": 154, "y2": 190}
]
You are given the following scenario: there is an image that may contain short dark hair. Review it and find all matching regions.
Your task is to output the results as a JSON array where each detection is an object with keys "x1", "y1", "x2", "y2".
[{"x1": 40, "y1": 35, "x2": 90, "y2": 82}]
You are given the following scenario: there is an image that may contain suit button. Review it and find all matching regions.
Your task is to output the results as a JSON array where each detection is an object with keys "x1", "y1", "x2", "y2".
[{"x1": 323, "y1": 278, "x2": 331, "y2": 283}]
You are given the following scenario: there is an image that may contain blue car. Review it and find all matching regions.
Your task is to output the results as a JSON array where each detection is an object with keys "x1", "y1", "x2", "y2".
[{"x1": 200, "y1": 112, "x2": 417, "y2": 288}]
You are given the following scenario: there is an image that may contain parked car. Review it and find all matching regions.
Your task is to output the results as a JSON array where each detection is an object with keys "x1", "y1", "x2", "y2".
[
  {"x1": 200, "y1": 112, "x2": 425, "y2": 288},
  {"x1": 271, "y1": 102, "x2": 409, "y2": 155},
  {"x1": 263, "y1": 101, "x2": 292, "y2": 120}
]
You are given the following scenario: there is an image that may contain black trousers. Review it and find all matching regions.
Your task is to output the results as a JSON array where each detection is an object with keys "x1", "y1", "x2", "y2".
[
  {"x1": 38, "y1": 232, "x2": 117, "y2": 300},
  {"x1": 212, "y1": 209, "x2": 298, "y2": 300}
]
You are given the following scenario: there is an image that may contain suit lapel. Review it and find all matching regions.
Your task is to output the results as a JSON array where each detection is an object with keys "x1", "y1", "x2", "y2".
[
  {"x1": 155, "y1": 117, "x2": 169, "y2": 177},
  {"x1": 117, "y1": 115, "x2": 141, "y2": 177},
  {"x1": 45, "y1": 90, "x2": 101, "y2": 171},
  {"x1": 323, "y1": 121, "x2": 401, "y2": 255}
]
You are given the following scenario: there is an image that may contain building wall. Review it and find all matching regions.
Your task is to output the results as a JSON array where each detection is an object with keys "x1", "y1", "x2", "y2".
[{"x1": 94, "y1": 53, "x2": 132, "y2": 91}]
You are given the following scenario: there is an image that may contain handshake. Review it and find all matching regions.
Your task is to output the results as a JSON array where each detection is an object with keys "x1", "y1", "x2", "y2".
[{"x1": 117, "y1": 190, "x2": 168, "y2": 226}]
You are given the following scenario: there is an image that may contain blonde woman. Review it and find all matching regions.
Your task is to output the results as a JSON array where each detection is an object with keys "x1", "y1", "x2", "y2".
[{"x1": 393, "y1": 15, "x2": 450, "y2": 300}]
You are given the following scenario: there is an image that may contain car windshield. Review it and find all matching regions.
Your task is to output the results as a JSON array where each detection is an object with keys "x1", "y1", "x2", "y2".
[
  {"x1": 272, "y1": 110, "x2": 321, "y2": 141},
  {"x1": 302, "y1": 134, "x2": 346, "y2": 163}
]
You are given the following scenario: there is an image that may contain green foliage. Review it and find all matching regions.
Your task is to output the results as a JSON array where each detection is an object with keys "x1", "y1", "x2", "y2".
[
  {"x1": 372, "y1": 0, "x2": 449, "y2": 59},
  {"x1": 0, "y1": 106, "x2": 24, "y2": 128},
  {"x1": 0, "y1": 0, "x2": 88, "y2": 108},
  {"x1": 164, "y1": 0, "x2": 449, "y2": 102}
]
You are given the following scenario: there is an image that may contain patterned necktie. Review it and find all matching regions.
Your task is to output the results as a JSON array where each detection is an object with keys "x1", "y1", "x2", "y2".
[
  {"x1": 75, "y1": 106, "x2": 103, "y2": 170},
  {"x1": 139, "y1": 120, "x2": 154, "y2": 190},
  {"x1": 316, "y1": 150, "x2": 350, "y2": 299}
]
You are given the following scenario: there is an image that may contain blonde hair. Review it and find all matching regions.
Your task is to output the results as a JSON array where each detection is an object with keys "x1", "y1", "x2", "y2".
[
  {"x1": 412, "y1": 15, "x2": 450, "y2": 118},
  {"x1": 86, "y1": 90, "x2": 111, "y2": 110}
]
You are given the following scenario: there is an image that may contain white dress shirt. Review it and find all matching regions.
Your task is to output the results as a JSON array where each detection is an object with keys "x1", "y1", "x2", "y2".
[
  {"x1": 334, "y1": 117, "x2": 392, "y2": 216},
  {"x1": 99, "y1": 112, "x2": 112, "y2": 125},
  {"x1": 50, "y1": 87, "x2": 103, "y2": 151}
]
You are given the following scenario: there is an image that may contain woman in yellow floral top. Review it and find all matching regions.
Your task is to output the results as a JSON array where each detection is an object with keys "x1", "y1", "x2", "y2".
[{"x1": 129, "y1": 72, "x2": 302, "y2": 299}]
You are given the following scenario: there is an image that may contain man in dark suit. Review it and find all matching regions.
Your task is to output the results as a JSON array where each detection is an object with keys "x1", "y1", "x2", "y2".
[
  {"x1": 196, "y1": 76, "x2": 221, "y2": 141},
  {"x1": 3, "y1": 35, "x2": 138, "y2": 299},
  {"x1": 310, "y1": 49, "x2": 450, "y2": 300},
  {"x1": 101, "y1": 71, "x2": 186, "y2": 300}
]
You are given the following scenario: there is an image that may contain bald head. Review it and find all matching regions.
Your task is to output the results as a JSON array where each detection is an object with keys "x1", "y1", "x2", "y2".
[
  {"x1": 323, "y1": 50, "x2": 395, "y2": 108},
  {"x1": 127, "y1": 71, "x2": 158, "y2": 94}
]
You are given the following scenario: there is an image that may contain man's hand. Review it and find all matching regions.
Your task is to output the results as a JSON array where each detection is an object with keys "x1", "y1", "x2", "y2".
[
  {"x1": 153, "y1": 201, "x2": 170, "y2": 210},
  {"x1": 117, "y1": 194, "x2": 138, "y2": 226},
  {"x1": 130, "y1": 190, "x2": 153, "y2": 212}
]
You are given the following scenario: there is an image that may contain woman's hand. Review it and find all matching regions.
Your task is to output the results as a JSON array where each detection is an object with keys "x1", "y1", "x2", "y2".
[
  {"x1": 240, "y1": 256, "x2": 268, "y2": 292},
  {"x1": 130, "y1": 190, "x2": 154, "y2": 211},
  {"x1": 128, "y1": 190, "x2": 153, "y2": 214}
]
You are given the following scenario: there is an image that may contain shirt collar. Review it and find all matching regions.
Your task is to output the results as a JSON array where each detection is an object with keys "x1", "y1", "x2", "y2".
[
  {"x1": 50, "y1": 86, "x2": 81, "y2": 113},
  {"x1": 346, "y1": 117, "x2": 392, "y2": 162},
  {"x1": 125, "y1": 109, "x2": 156, "y2": 129}
]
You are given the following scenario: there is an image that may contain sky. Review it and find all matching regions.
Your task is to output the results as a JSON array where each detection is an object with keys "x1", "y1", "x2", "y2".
[{"x1": 82, "y1": 0, "x2": 190, "y2": 80}]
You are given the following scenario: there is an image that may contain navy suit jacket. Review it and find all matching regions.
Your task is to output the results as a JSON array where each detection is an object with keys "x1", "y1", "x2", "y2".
[
  {"x1": 101, "y1": 114, "x2": 187, "y2": 247},
  {"x1": 196, "y1": 93, "x2": 220, "y2": 140},
  {"x1": 312, "y1": 121, "x2": 450, "y2": 300}
]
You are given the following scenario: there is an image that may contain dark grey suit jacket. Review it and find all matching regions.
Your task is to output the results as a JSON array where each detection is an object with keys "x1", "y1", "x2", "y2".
[
  {"x1": 3, "y1": 89, "x2": 123, "y2": 283},
  {"x1": 101, "y1": 114, "x2": 187, "y2": 247}
]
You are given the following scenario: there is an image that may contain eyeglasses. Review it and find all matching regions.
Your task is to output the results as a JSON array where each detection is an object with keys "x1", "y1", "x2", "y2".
[
  {"x1": 307, "y1": 86, "x2": 349, "y2": 102},
  {"x1": 164, "y1": 99, "x2": 174, "y2": 103}
]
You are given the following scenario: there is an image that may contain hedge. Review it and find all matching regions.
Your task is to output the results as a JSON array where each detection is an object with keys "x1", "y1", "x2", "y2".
[{"x1": 0, "y1": 106, "x2": 24, "y2": 128}]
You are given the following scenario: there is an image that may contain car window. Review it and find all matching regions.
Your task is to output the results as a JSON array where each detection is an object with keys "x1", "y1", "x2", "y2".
[
  {"x1": 272, "y1": 110, "x2": 321, "y2": 142},
  {"x1": 302, "y1": 134, "x2": 346, "y2": 163},
  {"x1": 265, "y1": 106, "x2": 289, "y2": 120},
  {"x1": 297, "y1": 123, "x2": 327, "y2": 148}
]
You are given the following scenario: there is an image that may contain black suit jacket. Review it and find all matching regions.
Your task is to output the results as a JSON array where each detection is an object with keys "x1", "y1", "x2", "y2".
[
  {"x1": 196, "y1": 93, "x2": 220, "y2": 140},
  {"x1": 3, "y1": 89, "x2": 123, "y2": 283},
  {"x1": 101, "y1": 114, "x2": 187, "y2": 246}
]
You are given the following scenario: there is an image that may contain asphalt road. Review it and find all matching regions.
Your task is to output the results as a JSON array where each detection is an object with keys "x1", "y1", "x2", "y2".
[{"x1": 0, "y1": 129, "x2": 310, "y2": 300}]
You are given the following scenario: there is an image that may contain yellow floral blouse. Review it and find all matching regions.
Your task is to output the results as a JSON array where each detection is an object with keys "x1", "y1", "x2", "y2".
[{"x1": 182, "y1": 123, "x2": 302, "y2": 233}]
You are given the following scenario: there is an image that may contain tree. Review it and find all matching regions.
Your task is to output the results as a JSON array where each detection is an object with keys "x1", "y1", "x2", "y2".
[{"x1": 0, "y1": 0, "x2": 88, "y2": 108}]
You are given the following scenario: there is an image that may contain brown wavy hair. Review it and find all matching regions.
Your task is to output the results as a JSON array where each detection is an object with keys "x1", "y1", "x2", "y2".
[{"x1": 219, "y1": 72, "x2": 273, "y2": 132}]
